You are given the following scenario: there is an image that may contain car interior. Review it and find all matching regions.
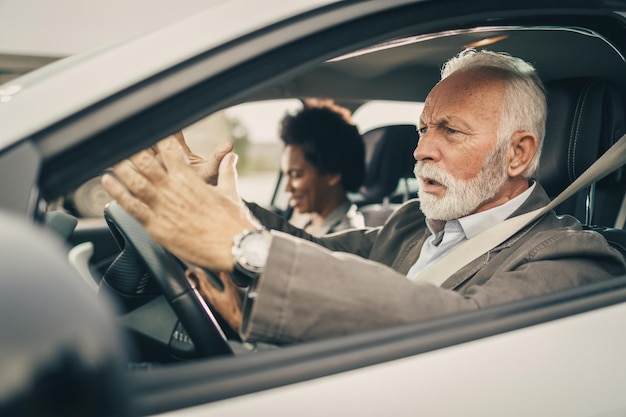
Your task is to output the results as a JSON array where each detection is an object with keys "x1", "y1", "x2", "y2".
[
  {"x1": 55, "y1": 23, "x2": 626, "y2": 364},
  {"x1": 52, "y1": 24, "x2": 625, "y2": 346},
  {"x1": 9, "y1": 5, "x2": 626, "y2": 414}
]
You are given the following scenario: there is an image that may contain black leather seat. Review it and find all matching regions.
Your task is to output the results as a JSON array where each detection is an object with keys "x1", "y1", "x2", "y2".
[
  {"x1": 357, "y1": 124, "x2": 418, "y2": 204},
  {"x1": 539, "y1": 77, "x2": 626, "y2": 225},
  {"x1": 353, "y1": 124, "x2": 418, "y2": 226},
  {"x1": 539, "y1": 77, "x2": 626, "y2": 258}
]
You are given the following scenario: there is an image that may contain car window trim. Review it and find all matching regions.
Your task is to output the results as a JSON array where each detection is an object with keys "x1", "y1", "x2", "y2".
[{"x1": 31, "y1": 2, "x2": 626, "y2": 200}]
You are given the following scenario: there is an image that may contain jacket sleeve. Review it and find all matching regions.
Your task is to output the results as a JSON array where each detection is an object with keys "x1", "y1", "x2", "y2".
[
  {"x1": 240, "y1": 228, "x2": 626, "y2": 345},
  {"x1": 246, "y1": 201, "x2": 379, "y2": 257}
]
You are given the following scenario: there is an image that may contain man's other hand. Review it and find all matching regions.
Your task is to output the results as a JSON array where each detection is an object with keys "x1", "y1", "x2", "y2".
[{"x1": 188, "y1": 269, "x2": 242, "y2": 332}]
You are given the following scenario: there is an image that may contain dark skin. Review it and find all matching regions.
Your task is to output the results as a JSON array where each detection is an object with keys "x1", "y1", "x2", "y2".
[{"x1": 281, "y1": 144, "x2": 345, "y2": 235}]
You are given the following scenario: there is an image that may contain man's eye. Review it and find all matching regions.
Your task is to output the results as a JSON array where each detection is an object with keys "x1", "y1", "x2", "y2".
[
  {"x1": 446, "y1": 127, "x2": 459, "y2": 134},
  {"x1": 418, "y1": 126, "x2": 428, "y2": 135}
]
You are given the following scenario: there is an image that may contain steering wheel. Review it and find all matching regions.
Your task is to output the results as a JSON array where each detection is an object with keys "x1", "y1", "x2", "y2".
[{"x1": 103, "y1": 200, "x2": 233, "y2": 358}]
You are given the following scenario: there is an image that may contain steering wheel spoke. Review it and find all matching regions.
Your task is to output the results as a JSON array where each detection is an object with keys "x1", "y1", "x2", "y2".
[{"x1": 103, "y1": 201, "x2": 233, "y2": 359}]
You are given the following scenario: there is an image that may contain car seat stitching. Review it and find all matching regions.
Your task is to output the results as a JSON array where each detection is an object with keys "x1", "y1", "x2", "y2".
[{"x1": 569, "y1": 79, "x2": 599, "y2": 183}]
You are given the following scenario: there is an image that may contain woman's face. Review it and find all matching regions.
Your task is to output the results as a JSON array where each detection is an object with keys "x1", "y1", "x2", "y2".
[{"x1": 280, "y1": 145, "x2": 336, "y2": 214}]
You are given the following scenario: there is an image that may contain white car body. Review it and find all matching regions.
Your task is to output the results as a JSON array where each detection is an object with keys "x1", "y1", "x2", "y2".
[
  {"x1": 185, "y1": 304, "x2": 626, "y2": 417},
  {"x1": 2, "y1": 1, "x2": 626, "y2": 416}
]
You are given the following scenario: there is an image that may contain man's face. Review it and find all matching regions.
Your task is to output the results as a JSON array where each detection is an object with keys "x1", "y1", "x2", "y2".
[{"x1": 413, "y1": 71, "x2": 510, "y2": 221}]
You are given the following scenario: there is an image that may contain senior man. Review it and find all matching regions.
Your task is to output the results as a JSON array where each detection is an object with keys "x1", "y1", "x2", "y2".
[{"x1": 102, "y1": 49, "x2": 626, "y2": 345}]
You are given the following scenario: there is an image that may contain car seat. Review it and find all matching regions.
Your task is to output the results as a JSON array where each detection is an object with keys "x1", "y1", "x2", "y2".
[
  {"x1": 538, "y1": 77, "x2": 626, "y2": 258},
  {"x1": 539, "y1": 77, "x2": 626, "y2": 224},
  {"x1": 353, "y1": 124, "x2": 418, "y2": 226}
]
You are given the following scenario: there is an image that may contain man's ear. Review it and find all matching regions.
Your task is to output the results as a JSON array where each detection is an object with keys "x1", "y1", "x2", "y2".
[{"x1": 507, "y1": 131, "x2": 538, "y2": 177}]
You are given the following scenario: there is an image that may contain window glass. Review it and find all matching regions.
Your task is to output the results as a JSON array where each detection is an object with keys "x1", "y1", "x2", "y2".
[
  {"x1": 62, "y1": 100, "x2": 425, "y2": 217},
  {"x1": 352, "y1": 100, "x2": 424, "y2": 133},
  {"x1": 184, "y1": 99, "x2": 303, "y2": 205}
]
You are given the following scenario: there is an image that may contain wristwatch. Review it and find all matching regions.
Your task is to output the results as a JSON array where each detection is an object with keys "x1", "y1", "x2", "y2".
[{"x1": 231, "y1": 227, "x2": 272, "y2": 286}]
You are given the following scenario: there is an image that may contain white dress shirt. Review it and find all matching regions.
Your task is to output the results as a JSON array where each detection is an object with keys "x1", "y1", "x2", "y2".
[{"x1": 406, "y1": 182, "x2": 536, "y2": 281}]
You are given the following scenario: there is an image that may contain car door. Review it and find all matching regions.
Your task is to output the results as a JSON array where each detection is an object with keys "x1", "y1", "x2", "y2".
[{"x1": 3, "y1": 1, "x2": 626, "y2": 416}]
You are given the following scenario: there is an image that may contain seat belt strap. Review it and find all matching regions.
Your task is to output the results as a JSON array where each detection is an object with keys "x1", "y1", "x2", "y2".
[
  {"x1": 614, "y1": 192, "x2": 626, "y2": 229},
  {"x1": 416, "y1": 133, "x2": 626, "y2": 287}
]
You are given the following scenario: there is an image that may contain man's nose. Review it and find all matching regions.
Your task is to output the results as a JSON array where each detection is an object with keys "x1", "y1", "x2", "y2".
[{"x1": 414, "y1": 131, "x2": 441, "y2": 162}]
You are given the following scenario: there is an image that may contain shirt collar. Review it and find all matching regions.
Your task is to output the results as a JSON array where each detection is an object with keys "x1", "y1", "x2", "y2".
[
  {"x1": 318, "y1": 200, "x2": 352, "y2": 234},
  {"x1": 426, "y1": 181, "x2": 536, "y2": 239}
]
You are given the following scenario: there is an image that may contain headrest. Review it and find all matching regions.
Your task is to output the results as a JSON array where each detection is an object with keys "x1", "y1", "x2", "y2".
[
  {"x1": 358, "y1": 124, "x2": 418, "y2": 204},
  {"x1": 538, "y1": 77, "x2": 626, "y2": 197}
]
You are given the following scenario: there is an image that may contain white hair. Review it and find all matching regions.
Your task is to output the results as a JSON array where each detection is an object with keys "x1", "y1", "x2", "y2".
[{"x1": 440, "y1": 49, "x2": 547, "y2": 177}]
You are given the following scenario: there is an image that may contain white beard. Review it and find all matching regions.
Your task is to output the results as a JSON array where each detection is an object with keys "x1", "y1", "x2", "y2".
[{"x1": 414, "y1": 145, "x2": 509, "y2": 221}]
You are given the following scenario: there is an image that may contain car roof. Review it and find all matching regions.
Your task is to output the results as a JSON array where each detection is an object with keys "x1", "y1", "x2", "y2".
[
  {"x1": 254, "y1": 25, "x2": 626, "y2": 104},
  {"x1": 6, "y1": 2, "x2": 626, "y2": 151},
  {"x1": 0, "y1": 0, "x2": 339, "y2": 149}
]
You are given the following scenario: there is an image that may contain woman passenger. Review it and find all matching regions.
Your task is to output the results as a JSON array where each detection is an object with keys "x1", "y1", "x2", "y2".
[{"x1": 279, "y1": 99, "x2": 366, "y2": 236}]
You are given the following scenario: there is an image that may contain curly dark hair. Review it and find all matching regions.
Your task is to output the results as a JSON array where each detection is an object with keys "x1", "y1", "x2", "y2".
[{"x1": 279, "y1": 99, "x2": 365, "y2": 192}]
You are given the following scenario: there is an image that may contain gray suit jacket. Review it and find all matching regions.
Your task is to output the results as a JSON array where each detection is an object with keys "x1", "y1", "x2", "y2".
[{"x1": 241, "y1": 183, "x2": 626, "y2": 344}]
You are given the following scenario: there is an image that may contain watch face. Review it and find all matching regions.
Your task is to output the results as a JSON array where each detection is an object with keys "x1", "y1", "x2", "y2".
[{"x1": 238, "y1": 230, "x2": 271, "y2": 269}]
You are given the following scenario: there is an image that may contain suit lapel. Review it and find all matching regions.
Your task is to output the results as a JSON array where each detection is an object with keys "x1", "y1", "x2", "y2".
[
  {"x1": 416, "y1": 182, "x2": 552, "y2": 289},
  {"x1": 393, "y1": 228, "x2": 430, "y2": 275}
]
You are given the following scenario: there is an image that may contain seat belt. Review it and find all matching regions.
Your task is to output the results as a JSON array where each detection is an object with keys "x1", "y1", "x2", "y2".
[
  {"x1": 417, "y1": 133, "x2": 626, "y2": 287},
  {"x1": 614, "y1": 192, "x2": 626, "y2": 229}
]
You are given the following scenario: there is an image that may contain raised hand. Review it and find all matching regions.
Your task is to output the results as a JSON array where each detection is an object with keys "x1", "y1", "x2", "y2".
[
  {"x1": 102, "y1": 136, "x2": 259, "y2": 272},
  {"x1": 172, "y1": 131, "x2": 234, "y2": 185}
]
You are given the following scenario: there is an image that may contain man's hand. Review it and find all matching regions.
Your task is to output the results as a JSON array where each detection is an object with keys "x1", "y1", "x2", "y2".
[
  {"x1": 101, "y1": 136, "x2": 259, "y2": 271},
  {"x1": 188, "y1": 269, "x2": 242, "y2": 331},
  {"x1": 172, "y1": 131, "x2": 234, "y2": 185}
]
